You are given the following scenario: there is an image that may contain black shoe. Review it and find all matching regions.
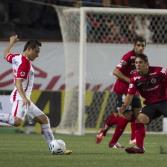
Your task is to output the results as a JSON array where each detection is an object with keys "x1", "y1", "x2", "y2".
[{"x1": 125, "y1": 146, "x2": 145, "y2": 154}]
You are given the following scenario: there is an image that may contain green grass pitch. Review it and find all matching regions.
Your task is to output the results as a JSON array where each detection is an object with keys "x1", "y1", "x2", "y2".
[{"x1": 1, "y1": 128, "x2": 167, "y2": 167}]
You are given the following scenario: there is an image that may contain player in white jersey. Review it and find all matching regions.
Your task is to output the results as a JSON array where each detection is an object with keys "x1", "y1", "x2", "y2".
[{"x1": 0, "y1": 35, "x2": 72, "y2": 155}]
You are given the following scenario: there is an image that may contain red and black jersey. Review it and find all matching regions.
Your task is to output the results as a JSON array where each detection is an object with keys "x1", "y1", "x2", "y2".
[
  {"x1": 114, "y1": 50, "x2": 136, "y2": 94},
  {"x1": 128, "y1": 66, "x2": 167, "y2": 104}
]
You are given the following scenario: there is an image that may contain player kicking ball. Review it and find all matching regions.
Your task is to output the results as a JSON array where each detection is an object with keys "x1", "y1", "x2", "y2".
[{"x1": 0, "y1": 35, "x2": 72, "y2": 155}]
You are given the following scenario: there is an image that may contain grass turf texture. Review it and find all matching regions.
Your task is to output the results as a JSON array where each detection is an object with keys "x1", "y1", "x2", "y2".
[{"x1": 0, "y1": 128, "x2": 167, "y2": 167}]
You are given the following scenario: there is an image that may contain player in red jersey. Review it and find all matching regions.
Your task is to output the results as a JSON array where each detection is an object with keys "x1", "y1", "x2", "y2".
[
  {"x1": 0, "y1": 35, "x2": 72, "y2": 155},
  {"x1": 96, "y1": 36, "x2": 146, "y2": 148},
  {"x1": 120, "y1": 53, "x2": 167, "y2": 153}
]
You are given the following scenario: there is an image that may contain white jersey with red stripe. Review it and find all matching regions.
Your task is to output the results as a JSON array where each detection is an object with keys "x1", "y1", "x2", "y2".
[{"x1": 5, "y1": 53, "x2": 34, "y2": 102}]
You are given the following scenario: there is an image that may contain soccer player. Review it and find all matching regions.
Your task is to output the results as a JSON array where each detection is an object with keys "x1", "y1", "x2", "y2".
[
  {"x1": 96, "y1": 36, "x2": 146, "y2": 148},
  {"x1": 120, "y1": 53, "x2": 167, "y2": 153},
  {"x1": 0, "y1": 35, "x2": 72, "y2": 155}
]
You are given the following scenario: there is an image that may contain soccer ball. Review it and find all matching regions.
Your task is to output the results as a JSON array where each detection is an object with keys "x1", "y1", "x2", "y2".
[
  {"x1": 49, "y1": 140, "x2": 66, "y2": 155},
  {"x1": 56, "y1": 139, "x2": 66, "y2": 151}
]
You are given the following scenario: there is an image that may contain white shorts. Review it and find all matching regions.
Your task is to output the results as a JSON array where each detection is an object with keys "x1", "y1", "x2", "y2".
[{"x1": 11, "y1": 100, "x2": 44, "y2": 120}]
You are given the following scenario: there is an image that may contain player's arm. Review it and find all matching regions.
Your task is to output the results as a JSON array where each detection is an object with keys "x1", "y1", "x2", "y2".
[
  {"x1": 119, "y1": 94, "x2": 134, "y2": 114},
  {"x1": 3, "y1": 35, "x2": 19, "y2": 59},
  {"x1": 119, "y1": 77, "x2": 137, "y2": 114},
  {"x1": 113, "y1": 68, "x2": 130, "y2": 83},
  {"x1": 15, "y1": 79, "x2": 31, "y2": 107}
]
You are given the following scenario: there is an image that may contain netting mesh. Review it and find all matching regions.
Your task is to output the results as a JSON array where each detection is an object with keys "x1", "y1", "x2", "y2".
[
  {"x1": 86, "y1": 13, "x2": 167, "y2": 44},
  {"x1": 56, "y1": 7, "x2": 167, "y2": 134}
]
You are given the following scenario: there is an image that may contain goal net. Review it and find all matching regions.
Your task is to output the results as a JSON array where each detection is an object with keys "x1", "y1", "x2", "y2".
[{"x1": 56, "y1": 6, "x2": 167, "y2": 135}]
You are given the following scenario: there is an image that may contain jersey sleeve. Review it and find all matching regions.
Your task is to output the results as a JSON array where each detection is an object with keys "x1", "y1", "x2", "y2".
[
  {"x1": 5, "y1": 53, "x2": 19, "y2": 63},
  {"x1": 116, "y1": 54, "x2": 130, "y2": 71},
  {"x1": 16, "y1": 57, "x2": 30, "y2": 79},
  {"x1": 127, "y1": 78, "x2": 137, "y2": 95},
  {"x1": 160, "y1": 67, "x2": 167, "y2": 79}
]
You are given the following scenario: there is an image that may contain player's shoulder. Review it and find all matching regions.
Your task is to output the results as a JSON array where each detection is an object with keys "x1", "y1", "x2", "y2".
[
  {"x1": 122, "y1": 50, "x2": 135, "y2": 59},
  {"x1": 5, "y1": 53, "x2": 20, "y2": 63},
  {"x1": 149, "y1": 66, "x2": 163, "y2": 72},
  {"x1": 21, "y1": 55, "x2": 29, "y2": 62},
  {"x1": 149, "y1": 66, "x2": 166, "y2": 74},
  {"x1": 13, "y1": 54, "x2": 30, "y2": 67}
]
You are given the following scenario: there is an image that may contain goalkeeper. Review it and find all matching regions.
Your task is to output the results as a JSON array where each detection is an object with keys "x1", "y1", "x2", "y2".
[{"x1": 96, "y1": 36, "x2": 146, "y2": 148}]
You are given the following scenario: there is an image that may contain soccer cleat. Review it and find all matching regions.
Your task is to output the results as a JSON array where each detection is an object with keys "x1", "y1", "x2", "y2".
[
  {"x1": 125, "y1": 146, "x2": 145, "y2": 154},
  {"x1": 109, "y1": 142, "x2": 125, "y2": 149},
  {"x1": 96, "y1": 129, "x2": 106, "y2": 144},
  {"x1": 63, "y1": 149, "x2": 72, "y2": 155},
  {"x1": 129, "y1": 139, "x2": 136, "y2": 145}
]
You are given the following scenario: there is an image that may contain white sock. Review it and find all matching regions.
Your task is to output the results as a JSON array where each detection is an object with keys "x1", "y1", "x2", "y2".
[
  {"x1": 0, "y1": 122, "x2": 12, "y2": 127},
  {"x1": 0, "y1": 113, "x2": 15, "y2": 125},
  {"x1": 41, "y1": 123, "x2": 54, "y2": 145}
]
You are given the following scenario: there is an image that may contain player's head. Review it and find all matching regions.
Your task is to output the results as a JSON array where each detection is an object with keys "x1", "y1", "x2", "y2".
[
  {"x1": 23, "y1": 40, "x2": 42, "y2": 61},
  {"x1": 135, "y1": 53, "x2": 149, "y2": 75},
  {"x1": 133, "y1": 36, "x2": 146, "y2": 54}
]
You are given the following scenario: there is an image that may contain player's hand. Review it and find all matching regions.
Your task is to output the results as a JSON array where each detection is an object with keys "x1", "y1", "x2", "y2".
[
  {"x1": 22, "y1": 98, "x2": 31, "y2": 110},
  {"x1": 118, "y1": 104, "x2": 126, "y2": 114},
  {"x1": 9, "y1": 35, "x2": 19, "y2": 45}
]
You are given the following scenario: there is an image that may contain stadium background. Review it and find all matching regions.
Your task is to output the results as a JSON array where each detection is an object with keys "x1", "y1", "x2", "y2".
[{"x1": 0, "y1": 0, "x2": 167, "y2": 134}]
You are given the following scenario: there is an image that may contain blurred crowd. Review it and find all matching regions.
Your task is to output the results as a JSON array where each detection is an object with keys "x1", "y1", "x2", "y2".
[{"x1": 0, "y1": 0, "x2": 167, "y2": 41}]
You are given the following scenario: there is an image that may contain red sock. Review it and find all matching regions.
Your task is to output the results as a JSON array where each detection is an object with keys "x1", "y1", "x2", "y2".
[
  {"x1": 105, "y1": 113, "x2": 118, "y2": 126},
  {"x1": 135, "y1": 123, "x2": 145, "y2": 148},
  {"x1": 109, "y1": 116, "x2": 128, "y2": 146},
  {"x1": 130, "y1": 120, "x2": 136, "y2": 140}
]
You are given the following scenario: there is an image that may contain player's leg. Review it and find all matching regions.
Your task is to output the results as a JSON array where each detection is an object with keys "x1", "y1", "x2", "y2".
[
  {"x1": 0, "y1": 122, "x2": 12, "y2": 127},
  {"x1": 108, "y1": 94, "x2": 132, "y2": 148},
  {"x1": 129, "y1": 121, "x2": 136, "y2": 144},
  {"x1": 158, "y1": 101, "x2": 167, "y2": 117},
  {"x1": 125, "y1": 104, "x2": 156, "y2": 154},
  {"x1": 129, "y1": 96, "x2": 142, "y2": 145},
  {"x1": 27, "y1": 102, "x2": 54, "y2": 145},
  {"x1": 0, "y1": 112, "x2": 15, "y2": 126},
  {"x1": 108, "y1": 114, "x2": 129, "y2": 148},
  {"x1": 96, "y1": 93, "x2": 119, "y2": 144},
  {"x1": 125, "y1": 119, "x2": 146, "y2": 153},
  {"x1": 96, "y1": 112, "x2": 119, "y2": 144},
  {"x1": 28, "y1": 102, "x2": 72, "y2": 154},
  {"x1": 0, "y1": 100, "x2": 25, "y2": 127}
]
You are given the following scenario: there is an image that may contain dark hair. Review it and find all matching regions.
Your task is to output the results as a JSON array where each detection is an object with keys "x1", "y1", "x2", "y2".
[
  {"x1": 23, "y1": 40, "x2": 42, "y2": 51},
  {"x1": 135, "y1": 53, "x2": 148, "y2": 63},
  {"x1": 134, "y1": 36, "x2": 146, "y2": 46}
]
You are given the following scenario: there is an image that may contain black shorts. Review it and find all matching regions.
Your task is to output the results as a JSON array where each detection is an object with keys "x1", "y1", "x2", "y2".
[
  {"x1": 115, "y1": 93, "x2": 141, "y2": 113},
  {"x1": 141, "y1": 100, "x2": 167, "y2": 122}
]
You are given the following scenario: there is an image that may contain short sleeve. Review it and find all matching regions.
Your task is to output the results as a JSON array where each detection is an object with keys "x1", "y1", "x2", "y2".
[
  {"x1": 127, "y1": 78, "x2": 137, "y2": 95},
  {"x1": 116, "y1": 53, "x2": 131, "y2": 71},
  {"x1": 160, "y1": 67, "x2": 167, "y2": 79},
  {"x1": 5, "y1": 54, "x2": 19, "y2": 63}
]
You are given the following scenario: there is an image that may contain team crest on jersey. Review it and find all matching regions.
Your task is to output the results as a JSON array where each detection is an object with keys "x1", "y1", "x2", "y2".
[
  {"x1": 150, "y1": 78, "x2": 157, "y2": 84},
  {"x1": 20, "y1": 71, "x2": 25, "y2": 77}
]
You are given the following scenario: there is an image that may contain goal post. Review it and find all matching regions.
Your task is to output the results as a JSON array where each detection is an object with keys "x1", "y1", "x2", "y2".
[{"x1": 55, "y1": 6, "x2": 167, "y2": 135}]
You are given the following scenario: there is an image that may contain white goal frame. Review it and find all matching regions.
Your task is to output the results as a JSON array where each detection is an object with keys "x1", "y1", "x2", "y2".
[{"x1": 56, "y1": 6, "x2": 167, "y2": 135}]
